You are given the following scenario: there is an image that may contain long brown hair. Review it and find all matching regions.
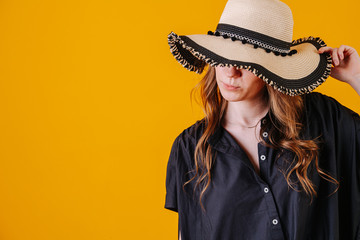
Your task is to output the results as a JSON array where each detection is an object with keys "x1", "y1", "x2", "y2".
[{"x1": 185, "y1": 66, "x2": 339, "y2": 212}]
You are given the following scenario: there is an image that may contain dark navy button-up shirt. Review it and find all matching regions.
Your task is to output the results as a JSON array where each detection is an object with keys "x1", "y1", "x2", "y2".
[{"x1": 164, "y1": 92, "x2": 360, "y2": 240}]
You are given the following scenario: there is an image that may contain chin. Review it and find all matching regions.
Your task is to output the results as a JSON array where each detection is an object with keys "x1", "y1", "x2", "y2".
[
  {"x1": 219, "y1": 86, "x2": 266, "y2": 102},
  {"x1": 221, "y1": 93, "x2": 246, "y2": 102},
  {"x1": 224, "y1": 97, "x2": 246, "y2": 102}
]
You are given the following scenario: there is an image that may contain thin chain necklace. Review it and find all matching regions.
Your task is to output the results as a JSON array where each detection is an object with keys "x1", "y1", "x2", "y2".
[
  {"x1": 227, "y1": 117, "x2": 263, "y2": 129},
  {"x1": 240, "y1": 118, "x2": 262, "y2": 128},
  {"x1": 223, "y1": 103, "x2": 269, "y2": 129}
]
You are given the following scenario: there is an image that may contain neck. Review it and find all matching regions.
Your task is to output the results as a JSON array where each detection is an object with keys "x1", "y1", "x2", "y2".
[{"x1": 223, "y1": 92, "x2": 269, "y2": 128}]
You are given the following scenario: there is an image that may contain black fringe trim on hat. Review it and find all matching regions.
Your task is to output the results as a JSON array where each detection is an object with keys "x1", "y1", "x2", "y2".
[{"x1": 167, "y1": 31, "x2": 332, "y2": 96}]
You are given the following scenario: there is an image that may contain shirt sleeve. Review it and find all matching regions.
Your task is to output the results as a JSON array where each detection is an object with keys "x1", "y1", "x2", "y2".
[
  {"x1": 305, "y1": 92, "x2": 360, "y2": 238},
  {"x1": 164, "y1": 135, "x2": 180, "y2": 212},
  {"x1": 343, "y1": 105, "x2": 360, "y2": 239},
  {"x1": 349, "y1": 107, "x2": 360, "y2": 238}
]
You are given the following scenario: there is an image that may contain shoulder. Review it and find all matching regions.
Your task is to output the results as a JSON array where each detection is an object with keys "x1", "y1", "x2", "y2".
[
  {"x1": 301, "y1": 92, "x2": 360, "y2": 138},
  {"x1": 172, "y1": 118, "x2": 206, "y2": 151},
  {"x1": 303, "y1": 91, "x2": 359, "y2": 119},
  {"x1": 167, "y1": 119, "x2": 206, "y2": 171}
]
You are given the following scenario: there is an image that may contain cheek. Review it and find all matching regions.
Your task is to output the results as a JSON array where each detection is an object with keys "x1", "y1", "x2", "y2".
[
  {"x1": 253, "y1": 79, "x2": 265, "y2": 89},
  {"x1": 255, "y1": 80, "x2": 266, "y2": 91},
  {"x1": 244, "y1": 73, "x2": 265, "y2": 89},
  {"x1": 215, "y1": 68, "x2": 227, "y2": 81}
]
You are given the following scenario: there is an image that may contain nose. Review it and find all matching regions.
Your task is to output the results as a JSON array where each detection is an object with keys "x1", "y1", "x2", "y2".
[{"x1": 225, "y1": 66, "x2": 242, "y2": 78}]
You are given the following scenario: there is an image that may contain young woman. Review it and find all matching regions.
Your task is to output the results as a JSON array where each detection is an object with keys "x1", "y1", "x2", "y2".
[{"x1": 164, "y1": 0, "x2": 360, "y2": 239}]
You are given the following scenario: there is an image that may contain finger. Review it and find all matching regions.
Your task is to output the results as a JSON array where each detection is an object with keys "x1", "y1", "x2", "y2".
[
  {"x1": 332, "y1": 48, "x2": 339, "y2": 66},
  {"x1": 318, "y1": 46, "x2": 333, "y2": 53},
  {"x1": 340, "y1": 44, "x2": 357, "y2": 57},
  {"x1": 338, "y1": 45, "x2": 345, "y2": 60}
]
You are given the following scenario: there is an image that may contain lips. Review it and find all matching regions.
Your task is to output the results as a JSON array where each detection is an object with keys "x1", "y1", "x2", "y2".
[{"x1": 221, "y1": 81, "x2": 240, "y2": 90}]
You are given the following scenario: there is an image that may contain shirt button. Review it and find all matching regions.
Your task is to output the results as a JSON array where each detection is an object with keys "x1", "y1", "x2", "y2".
[
  {"x1": 260, "y1": 155, "x2": 266, "y2": 161},
  {"x1": 262, "y1": 119, "x2": 267, "y2": 124},
  {"x1": 262, "y1": 132, "x2": 268, "y2": 138},
  {"x1": 264, "y1": 187, "x2": 269, "y2": 193},
  {"x1": 272, "y1": 219, "x2": 278, "y2": 225}
]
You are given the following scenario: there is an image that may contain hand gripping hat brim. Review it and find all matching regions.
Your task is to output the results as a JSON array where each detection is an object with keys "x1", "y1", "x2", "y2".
[{"x1": 167, "y1": 0, "x2": 333, "y2": 96}]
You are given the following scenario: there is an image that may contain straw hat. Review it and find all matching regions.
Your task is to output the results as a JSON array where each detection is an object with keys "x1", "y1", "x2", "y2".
[{"x1": 167, "y1": 0, "x2": 332, "y2": 96}]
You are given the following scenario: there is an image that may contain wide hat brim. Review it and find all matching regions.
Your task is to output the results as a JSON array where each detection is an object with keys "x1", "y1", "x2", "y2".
[{"x1": 168, "y1": 31, "x2": 332, "y2": 96}]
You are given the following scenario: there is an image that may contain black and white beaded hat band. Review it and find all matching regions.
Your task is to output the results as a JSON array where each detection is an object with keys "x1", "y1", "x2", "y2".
[{"x1": 167, "y1": 0, "x2": 332, "y2": 96}]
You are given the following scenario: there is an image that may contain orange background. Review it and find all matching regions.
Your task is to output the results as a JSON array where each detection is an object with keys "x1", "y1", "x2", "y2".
[{"x1": 0, "y1": 0, "x2": 358, "y2": 239}]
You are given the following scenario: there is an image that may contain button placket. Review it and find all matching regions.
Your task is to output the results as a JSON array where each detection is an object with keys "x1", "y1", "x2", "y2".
[
  {"x1": 257, "y1": 143, "x2": 268, "y2": 178},
  {"x1": 257, "y1": 138, "x2": 272, "y2": 180},
  {"x1": 262, "y1": 186, "x2": 284, "y2": 236},
  {"x1": 257, "y1": 121, "x2": 284, "y2": 238},
  {"x1": 261, "y1": 117, "x2": 270, "y2": 145}
]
